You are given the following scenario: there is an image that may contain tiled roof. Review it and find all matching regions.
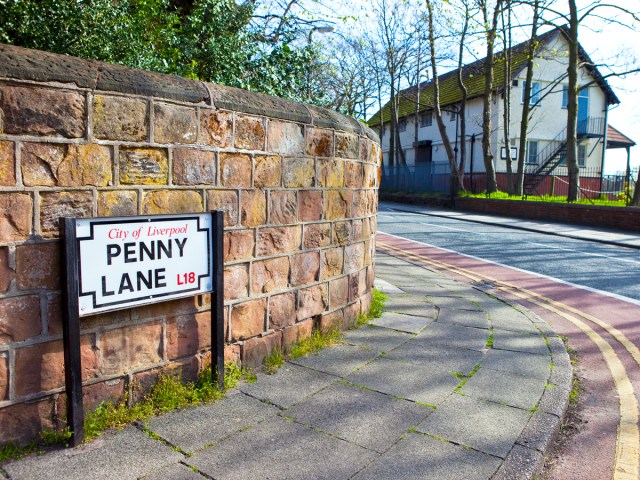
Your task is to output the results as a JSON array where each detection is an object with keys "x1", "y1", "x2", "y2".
[{"x1": 607, "y1": 124, "x2": 636, "y2": 148}]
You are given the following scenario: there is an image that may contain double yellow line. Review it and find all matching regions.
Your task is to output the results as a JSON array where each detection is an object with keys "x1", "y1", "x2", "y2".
[{"x1": 377, "y1": 239, "x2": 640, "y2": 480}]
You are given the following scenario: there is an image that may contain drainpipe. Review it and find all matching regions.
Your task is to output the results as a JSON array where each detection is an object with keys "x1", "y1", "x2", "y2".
[
  {"x1": 599, "y1": 100, "x2": 609, "y2": 193},
  {"x1": 626, "y1": 146, "x2": 631, "y2": 205}
]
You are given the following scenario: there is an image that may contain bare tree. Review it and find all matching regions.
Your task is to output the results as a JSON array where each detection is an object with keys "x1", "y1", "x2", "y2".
[{"x1": 455, "y1": 0, "x2": 472, "y2": 187}]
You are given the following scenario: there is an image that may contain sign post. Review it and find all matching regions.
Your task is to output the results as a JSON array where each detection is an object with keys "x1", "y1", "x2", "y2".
[{"x1": 60, "y1": 212, "x2": 223, "y2": 446}]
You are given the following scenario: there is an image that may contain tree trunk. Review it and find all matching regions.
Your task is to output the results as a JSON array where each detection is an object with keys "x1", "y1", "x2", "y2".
[
  {"x1": 566, "y1": 0, "x2": 580, "y2": 202},
  {"x1": 632, "y1": 167, "x2": 640, "y2": 206},
  {"x1": 456, "y1": 2, "x2": 469, "y2": 192},
  {"x1": 502, "y1": 0, "x2": 513, "y2": 194}
]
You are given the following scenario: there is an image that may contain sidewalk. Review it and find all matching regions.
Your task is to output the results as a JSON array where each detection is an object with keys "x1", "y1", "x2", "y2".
[
  {"x1": 380, "y1": 200, "x2": 640, "y2": 249},
  {"x1": 2, "y1": 252, "x2": 571, "y2": 480}
]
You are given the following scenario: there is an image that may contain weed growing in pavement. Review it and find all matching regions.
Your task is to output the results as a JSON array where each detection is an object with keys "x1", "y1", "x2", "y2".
[
  {"x1": 263, "y1": 348, "x2": 285, "y2": 374},
  {"x1": 356, "y1": 288, "x2": 388, "y2": 326}
]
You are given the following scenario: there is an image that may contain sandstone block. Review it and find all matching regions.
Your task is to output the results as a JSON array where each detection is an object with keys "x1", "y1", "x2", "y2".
[
  {"x1": 154, "y1": 102, "x2": 197, "y2": 144},
  {"x1": 333, "y1": 220, "x2": 352, "y2": 246},
  {"x1": 0, "y1": 247, "x2": 14, "y2": 292},
  {"x1": 319, "y1": 310, "x2": 344, "y2": 332},
  {"x1": 235, "y1": 114, "x2": 266, "y2": 150},
  {"x1": 364, "y1": 239, "x2": 373, "y2": 267},
  {"x1": 16, "y1": 242, "x2": 60, "y2": 290},
  {"x1": 330, "y1": 276, "x2": 349, "y2": 309},
  {"x1": 352, "y1": 219, "x2": 364, "y2": 242},
  {"x1": 335, "y1": 132, "x2": 359, "y2": 159},
  {"x1": 359, "y1": 138, "x2": 371, "y2": 162},
  {"x1": 142, "y1": 190, "x2": 203, "y2": 214},
  {"x1": 0, "y1": 399, "x2": 55, "y2": 445},
  {"x1": 241, "y1": 332, "x2": 282, "y2": 370},
  {"x1": 92, "y1": 95, "x2": 147, "y2": 141},
  {"x1": 282, "y1": 319, "x2": 313, "y2": 353},
  {"x1": 240, "y1": 190, "x2": 266, "y2": 227},
  {"x1": 40, "y1": 191, "x2": 92, "y2": 237},
  {"x1": 0, "y1": 354, "x2": 7, "y2": 400},
  {"x1": 224, "y1": 230, "x2": 255, "y2": 262},
  {"x1": 167, "y1": 312, "x2": 211, "y2": 360},
  {"x1": 305, "y1": 127, "x2": 334, "y2": 158},
  {"x1": 0, "y1": 295, "x2": 41, "y2": 345},
  {"x1": 367, "y1": 265, "x2": 375, "y2": 290},
  {"x1": 352, "y1": 190, "x2": 371, "y2": 218},
  {"x1": 207, "y1": 189, "x2": 239, "y2": 227},
  {"x1": 363, "y1": 164, "x2": 377, "y2": 188},
  {"x1": 224, "y1": 264, "x2": 249, "y2": 301},
  {"x1": 269, "y1": 190, "x2": 297, "y2": 225},
  {"x1": 282, "y1": 158, "x2": 314, "y2": 188},
  {"x1": 0, "y1": 193, "x2": 32, "y2": 242},
  {"x1": 349, "y1": 272, "x2": 360, "y2": 303},
  {"x1": 317, "y1": 159, "x2": 344, "y2": 187},
  {"x1": 99, "y1": 322, "x2": 162, "y2": 375},
  {"x1": 119, "y1": 148, "x2": 168, "y2": 185},
  {"x1": 326, "y1": 190, "x2": 352, "y2": 220},
  {"x1": 81, "y1": 378, "x2": 127, "y2": 415},
  {"x1": 344, "y1": 299, "x2": 361, "y2": 328},
  {"x1": 290, "y1": 251, "x2": 320, "y2": 286},
  {"x1": 0, "y1": 86, "x2": 85, "y2": 138},
  {"x1": 268, "y1": 291, "x2": 296, "y2": 329},
  {"x1": 133, "y1": 297, "x2": 197, "y2": 322},
  {"x1": 344, "y1": 242, "x2": 365, "y2": 274},
  {"x1": 360, "y1": 288, "x2": 373, "y2": 314},
  {"x1": 220, "y1": 153, "x2": 251, "y2": 187},
  {"x1": 251, "y1": 257, "x2": 289, "y2": 294},
  {"x1": 173, "y1": 148, "x2": 216, "y2": 185},
  {"x1": 320, "y1": 247, "x2": 343, "y2": 280},
  {"x1": 97, "y1": 190, "x2": 138, "y2": 216},
  {"x1": 200, "y1": 110, "x2": 233, "y2": 147},
  {"x1": 345, "y1": 161, "x2": 364, "y2": 188},
  {"x1": 297, "y1": 283, "x2": 328, "y2": 321},
  {"x1": 303, "y1": 222, "x2": 331, "y2": 249},
  {"x1": 224, "y1": 344, "x2": 241, "y2": 364},
  {"x1": 231, "y1": 299, "x2": 266, "y2": 341},
  {"x1": 298, "y1": 190, "x2": 323, "y2": 221},
  {"x1": 254, "y1": 155, "x2": 281, "y2": 188},
  {"x1": 267, "y1": 121, "x2": 304, "y2": 155},
  {"x1": 256, "y1": 226, "x2": 301, "y2": 256},
  {"x1": 0, "y1": 141, "x2": 15, "y2": 186}
]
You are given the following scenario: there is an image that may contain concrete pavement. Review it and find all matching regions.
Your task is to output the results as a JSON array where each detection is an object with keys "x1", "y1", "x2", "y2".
[{"x1": 2, "y1": 252, "x2": 570, "y2": 480}]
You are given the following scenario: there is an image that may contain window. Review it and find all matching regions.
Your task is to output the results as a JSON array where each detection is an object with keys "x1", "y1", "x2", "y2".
[
  {"x1": 449, "y1": 110, "x2": 457, "y2": 122},
  {"x1": 420, "y1": 112, "x2": 433, "y2": 127},
  {"x1": 398, "y1": 119, "x2": 407, "y2": 132},
  {"x1": 562, "y1": 86, "x2": 568, "y2": 108},
  {"x1": 522, "y1": 81, "x2": 541, "y2": 106},
  {"x1": 578, "y1": 144, "x2": 586, "y2": 167},
  {"x1": 526, "y1": 141, "x2": 539, "y2": 164}
]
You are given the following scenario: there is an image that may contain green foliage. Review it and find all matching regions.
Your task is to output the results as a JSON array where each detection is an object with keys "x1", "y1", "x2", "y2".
[
  {"x1": 290, "y1": 329, "x2": 343, "y2": 359},
  {"x1": 263, "y1": 348, "x2": 285, "y2": 375},
  {"x1": 459, "y1": 190, "x2": 627, "y2": 207},
  {"x1": 356, "y1": 288, "x2": 388, "y2": 326}
]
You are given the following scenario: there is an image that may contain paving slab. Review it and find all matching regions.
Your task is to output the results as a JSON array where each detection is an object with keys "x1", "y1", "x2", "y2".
[
  {"x1": 415, "y1": 394, "x2": 531, "y2": 458},
  {"x1": 238, "y1": 363, "x2": 337, "y2": 409},
  {"x1": 353, "y1": 433, "x2": 502, "y2": 480},
  {"x1": 489, "y1": 307, "x2": 542, "y2": 334},
  {"x1": 343, "y1": 324, "x2": 413, "y2": 353},
  {"x1": 437, "y1": 308, "x2": 490, "y2": 329},
  {"x1": 374, "y1": 278, "x2": 405, "y2": 294},
  {"x1": 493, "y1": 330, "x2": 550, "y2": 356},
  {"x1": 482, "y1": 348, "x2": 551, "y2": 379},
  {"x1": 384, "y1": 341, "x2": 483, "y2": 376},
  {"x1": 3, "y1": 426, "x2": 182, "y2": 480},
  {"x1": 383, "y1": 298, "x2": 439, "y2": 318},
  {"x1": 426, "y1": 295, "x2": 484, "y2": 311},
  {"x1": 141, "y1": 462, "x2": 203, "y2": 480},
  {"x1": 416, "y1": 322, "x2": 489, "y2": 351},
  {"x1": 346, "y1": 357, "x2": 460, "y2": 406},
  {"x1": 290, "y1": 344, "x2": 380, "y2": 377},
  {"x1": 146, "y1": 392, "x2": 279, "y2": 453},
  {"x1": 460, "y1": 368, "x2": 547, "y2": 410},
  {"x1": 371, "y1": 311, "x2": 435, "y2": 333},
  {"x1": 184, "y1": 416, "x2": 377, "y2": 480},
  {"x1": 284, "y1": 382, "x2": 431, "y2": 453}
]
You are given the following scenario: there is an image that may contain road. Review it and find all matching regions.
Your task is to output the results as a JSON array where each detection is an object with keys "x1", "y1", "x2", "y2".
[{"x1": 376, "y1": 203, "x2": 640, "y2": 480}]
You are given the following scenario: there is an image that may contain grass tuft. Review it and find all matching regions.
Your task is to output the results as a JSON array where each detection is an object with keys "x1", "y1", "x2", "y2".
[
  {"x1": 263, "y1": 348, "x2": 285, "y2": 375},
  {"x1": 290, "y1": 329, "x2": 343, "y2": 359},
  {"x1": 356, "y1": 288, "x2": 388, "y2": 326}
]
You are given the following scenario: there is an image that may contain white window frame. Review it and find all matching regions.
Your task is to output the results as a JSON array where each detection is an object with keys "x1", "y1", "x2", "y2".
[
  {"x1": 420, "y1": 112, "x2": 433, "y2": 127},
  {"x1": 398, "y1": 119, "x2": 407, "y2": 132},
  {"x1": 526, "y1": 140, "x2": 539, "y2": 164},
  {"x1": 522, "y1": 81, "x2": 541, "y2": 106}
]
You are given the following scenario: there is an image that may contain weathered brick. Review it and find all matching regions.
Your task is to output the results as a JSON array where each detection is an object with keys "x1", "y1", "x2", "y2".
[
  {"x1": 290, "y1": 251, "x2": 320, "y2": 286},
  {"x1": 297, "y1": 283, "x2": 328, "y2": 321},
  {"x1": 345, "y1": 161, "x2": 364, "y2": 188},
  {"x1": 154, "y1": 102, "x2": 197, "y2": 144},
  {"x1": 119, "y1": 148, "x2": 168, "y2": 185},
  {"x1": 167, "y1": 312, "x2": 211, "y2": 360},
  {"x1": 0, "y1": 399, "x2": 55, "y2": 445},
  {"x1": 130, "y1": 359, "x2": 198, "y2": 404},
  {"x1": 267, "y1": 120, "x2": 304, "y2": 155},
  {"x1": 40, "y1": 191, "x2": 92, "y2": 237},
  {"x1": 173, "y1": 148, "x2": 216, "y2": 185},
  {"x1": 20, "y1": 142, "x2": 64, "y2": 187},
  {"x1": 317, "y1": 159, "x2": 344, "y2": 187},
  {"x1": 224, "y1": 344, "x2": 241, "y2": 364},
  {"x1": 282, "y1": 319, "x2": 313, "y2": 354},
  {"x1": 0, "y1": 295, "x2": 41, "y2": 345},
  {"x1": 97, "y1": 190, "x2": 138, "y2": 216},
  {"x1": 349, "y1": 270, "x2": 367, "y2": 302},
  {"x1": 0, "y1": 247, "x2": 14, "y2": 292},
  {"x1": 330, "y1": 276, "x2": 349, "y2": 309},
  {"x1": 0, "y1": 86, "x2": 85, "y2": 138},
  {"x1": 207, "y1": 190, "x2": 239, "y2": 227},
  {"x1": 231, "y1": 299, "x2": 266, "y2": 341},
  {"x1": 303, "y1": 223, "x2": 331, "y2": 249},
  {"x1": 352, "y1": 219, "x2": 364, "y2": 242},
  {"x1": 360, "y1": 288, "x2": 373, "y2": 315},
  {"x1": 333, "y1": 220, "x2": 352, "y2": 246},
  {"x1": 220, "y1": 153, "x2": 251, "y2": 187},
  {"x1": 81, "y1": 378, "x2": 127, "y2": 415},
  {"x1": 344, "y1": 299, "x2": 361, "y2": 327},
  {"x1": 224, "y1": 230, "x2": 255, "y2": 262},
  {"x1": 99, "y1": 322, "x2": 162, "y2": 375},
  {"x1": 240, "y1": 189, "x2": 266, "y2": 227},
  {"x1": 200, "y1": 110, "x2": 233, "y2": 147},
  {"x1": 268, "y1": 291, "x2": 296, "y2": 329},
  {"x1": 241, "y1": 331, "x2": 282, "y2": 370},
  {"x1": 92, "y1": 95, "x2": 147, "y2": 141},
  {"x1": 235, "y1": 114, "x2": 266, "y2": 150},
  {"x1": 269, "y1": 190, "x2": 297, "y2": 225},
  {"x1": 224, "y1": 264, "x2": 249, "y2": 301},
  {"x1": 363, "y1": 163, "x2": 377, "y2": 188},
  {"x1": 254, "y1": 155, "x2": 281, "y2": 188},
  {"x1": 352, "y1": 190, "x2": 371, "y2": 218},
  {"x1": 0, "y1": 193, "x2": 32, "y2": 242},
  {"x1": 252, "y1": 257, "x2": 289, "y2": 294},
  {"x1": 298, "y1": 190, "x2": 323, "y2": 221},
  {"x1": 16, "y1": 242, "x2": 59, "y2": 290},
  {"x1": 0, "y1": 353, "x2": 7, "y2": 400},
  {"x1": 359, "y1": 138, "x2": 371, "y2": 162},
  {"x1": 319, "y1": 310, "x2": 344, "y2": 332},
  {"x1": 282, "y1": 158, "x2": 315, "y2": 188},
  {"x1": 142, "y1": 190, "x2": 203, "y2": 214},
  {"x1": 364, "y1": 239, "x2": 373, "y2": 267},
  {"x1": 132, "y1": 297, "x2": 197, "y2": 322},
  {"x1": 306, "y1": 127, "x2": 334, "y2": 158},
  {"x1": 256, "y1": 226, "x2": 301, "y2": 256},
  {"x1": 0, "y1": 141, "x2": 16, "y2": 186},
  {"x1": 320, "y1": 247, "x2": 343, "y2": 280},
  {"x1": 344, "y1": 242, "x2": 365, "y2": 274},
  {"x1": 326, "y1": 190, "x2": 352, "y2": 220},
  {"x1": 336, "y1": 132, "x2": 359, "y2": 159}
]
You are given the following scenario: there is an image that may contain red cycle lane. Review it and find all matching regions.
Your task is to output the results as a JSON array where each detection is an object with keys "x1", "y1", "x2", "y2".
[{"x1": 377, "y1": 231, "x2": 640, "y2": 480}]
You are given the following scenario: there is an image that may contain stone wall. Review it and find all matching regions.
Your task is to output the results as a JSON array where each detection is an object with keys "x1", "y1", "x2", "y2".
[{"x1": 0, "y1": 44, "x2": 380, "y2": 444}]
